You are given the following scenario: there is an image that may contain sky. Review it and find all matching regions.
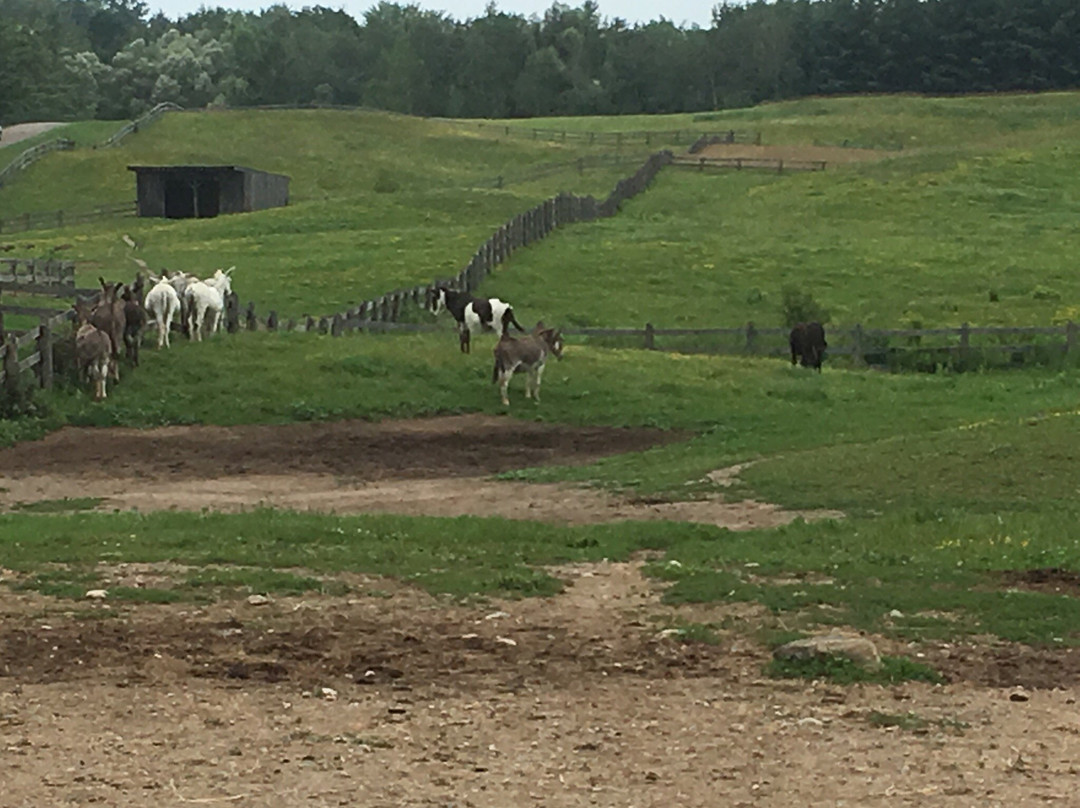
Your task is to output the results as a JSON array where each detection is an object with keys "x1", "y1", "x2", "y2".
[{"x1": 147, "y1": 0, "x2": 719, "y2": 30}]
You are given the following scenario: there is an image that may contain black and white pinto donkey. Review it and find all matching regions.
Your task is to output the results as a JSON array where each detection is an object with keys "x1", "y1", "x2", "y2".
[
  {"x1": 492, "y1": 322, "x2": 564, "y2": 406},
  {"x1": 428, "y1": 286, "x2": 525, "y2": 353}
]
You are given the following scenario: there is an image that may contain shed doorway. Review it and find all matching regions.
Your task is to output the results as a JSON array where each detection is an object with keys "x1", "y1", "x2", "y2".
[{"x1": 164, "y1": 178, "x2": 221, "y2": 218}]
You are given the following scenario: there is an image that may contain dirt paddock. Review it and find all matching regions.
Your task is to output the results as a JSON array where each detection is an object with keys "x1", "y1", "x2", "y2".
[{"x1": 1, "y1": 416, "x2": 1078, "y2": 806}]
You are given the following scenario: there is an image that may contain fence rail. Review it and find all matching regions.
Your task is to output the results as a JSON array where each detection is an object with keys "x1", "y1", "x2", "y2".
[
  {"x1": 445, "y1": 121, "x2": 760, "y2": 149},
  {"x1": 0, "y1": 307, "x2": 75, "y2": 391},
  {"x1": 671, "y1": 155, "x2": 827, "y2": 173},
  {"x1": 0, "y1": 258, "x2": 76, "y2": 289},
  {"x1": 99, "y1": 102, "x2": 184, "y2": 148},
  {"x1": 0, "y1": 138, "x2": 76, "y2": 189},
  {"x1": 560, "y1": 321, "x2": 1080, "y2": 364},
  {"x1": 470, "y1": 153, "x2": 645, "y2": 189},
  {"x1": 0, "y1": 202, "x2": 137, "y2": 235}
]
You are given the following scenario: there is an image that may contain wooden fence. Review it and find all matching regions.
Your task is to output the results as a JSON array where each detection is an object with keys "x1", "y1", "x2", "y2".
[
  {"x1": 558, "y1": 321, "x2": 1080, "y2": 366},
  {"x1": 688, "y1": 131, "x2": 762, "y2": 153},
  {"x1": 306, "y1": 150, "x2": 676, "y2": 329},
  {"x1": 0, "y1": 138, "x2": 76, "y2": 189},
  {"x1": 671, "y1": 154, "x2": 827, "y2": 173},
  {"x1": 449, "y1": 121, "x2": 760, "y2": 149},
  {"x1": 99, "y1": 102, "x2": 184, "y2": 148},
  {"x1": 470, "y1": 153, "x2": 644, "y2": 189},
  {"x1": 0, "y1": 201, "x2": 137, "y2": 235},
  {"x1": 0, "y1": 307, "x2": 76, "y2": 392},
  {"x1": 0, "y1": 259, "x2": 76, "y2": 293}
]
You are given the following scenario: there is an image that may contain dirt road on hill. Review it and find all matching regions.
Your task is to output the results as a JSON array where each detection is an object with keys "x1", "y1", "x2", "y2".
[{"x1": 0, "y1": 122, "x2": 66, "y2": 148}]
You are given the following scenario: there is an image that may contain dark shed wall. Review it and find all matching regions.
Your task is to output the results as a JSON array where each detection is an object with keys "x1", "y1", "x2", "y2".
[
  {"x1": 219, "y1": 172, "x2": 247, "y2": 214},
  {"x1": 244, "y1": 170, "x2": 290, "y2": 211},
  {"x1": 134, "y1": 171, "x2": 166, "y2": 217}
]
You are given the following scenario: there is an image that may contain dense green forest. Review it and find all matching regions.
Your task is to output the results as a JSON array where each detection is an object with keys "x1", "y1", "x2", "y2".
[{"x1": 2, "y1": 0, "x2": 1079, "y2": 123}]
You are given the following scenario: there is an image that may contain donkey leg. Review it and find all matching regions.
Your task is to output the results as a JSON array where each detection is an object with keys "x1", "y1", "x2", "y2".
[
  {"x1": 499, "y1": 373, "x2": 511, "y2": 406},
  {"x1": 533, "y1": 365, "x2": 545, "y2": 403}
]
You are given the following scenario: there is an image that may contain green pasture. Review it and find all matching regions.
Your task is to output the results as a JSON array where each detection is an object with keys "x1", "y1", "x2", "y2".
[
  {"x1": 491, "y1": 91, "x2": 1080, "y2": 149},
  {"x1": 6, "y1": 97, "x2": 1080, "y2": 329},
  {"x1": 483, "y1": 145, "x2": 1080, "y2": 330},
  {"x1": 4, "y1": 94, "x2": 1080, "y2": 658}
]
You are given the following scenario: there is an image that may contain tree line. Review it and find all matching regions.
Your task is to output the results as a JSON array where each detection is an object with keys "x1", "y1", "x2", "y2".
[{"x1": 1, "y1": 0, "x2": 1079, "y2": 124}]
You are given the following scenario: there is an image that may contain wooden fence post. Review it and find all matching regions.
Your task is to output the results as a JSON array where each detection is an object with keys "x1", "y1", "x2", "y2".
[
  {"x1": 851, "y1": 324, "x2": 865, "y2": 366},
  {"x1": 644, "y1": 322, "x2": 655, "y2": 350},
  {"x1": 3, "y1": 335, "x2": 19, "y2": 397},
  {"x1": 245, "y1": 302, "x2": 258, "y2": 331},
  {"x1": 745, "y1": 321, "x2": 757, "y2": 353},
  {"x1": 331, "y1": 314, "x2": 344, "y2": 336},
  {"x1": 225, "y1": 292, "x2": 240, "y2": 333},
  {"x1": 36, "y1": 318, "x2": 53, "y2": 389},
  {"x1": 267, "y1": 311, "x2": 278, "y2": 331}
]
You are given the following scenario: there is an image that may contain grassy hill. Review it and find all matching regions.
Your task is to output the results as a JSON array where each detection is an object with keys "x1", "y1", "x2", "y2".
[
  {"x1": 0, "y1": 108, "x2": 661, "y2": 319},
  {"x1": 3, "y1": 95, "x2": 1080, "y2": 329}
]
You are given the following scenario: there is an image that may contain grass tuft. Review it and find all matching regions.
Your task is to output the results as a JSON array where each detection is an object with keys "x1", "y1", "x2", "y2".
[{"x1": 766, "y1": 654, "x2": 946, "y2": 685}]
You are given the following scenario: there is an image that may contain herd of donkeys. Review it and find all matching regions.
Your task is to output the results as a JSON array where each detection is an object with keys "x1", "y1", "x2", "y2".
[
  {"x1": 72, "y1": 265, "x2": 235, "y2": 400},
  {"x1": 71, "y1": 271, "x2": 822, "y2": 404}
]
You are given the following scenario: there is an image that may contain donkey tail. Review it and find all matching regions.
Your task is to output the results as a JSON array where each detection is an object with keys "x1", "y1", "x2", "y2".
[{"x1": 504, "y1": 307, "x2": 526, "y2": 333}]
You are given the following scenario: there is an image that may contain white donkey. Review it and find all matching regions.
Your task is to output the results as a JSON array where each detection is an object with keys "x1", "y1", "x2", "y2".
[
  {"x1": 144, "y1": 274, "x2": 181, "y2": 348},
  {"x1": 185, "y1": 267, "x2": 234, "y2": 341}
]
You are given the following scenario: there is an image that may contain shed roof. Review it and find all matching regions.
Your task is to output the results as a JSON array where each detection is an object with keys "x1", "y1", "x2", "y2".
[{"x1": 127, "y1": 165, "x2": 288, "y2": 178}]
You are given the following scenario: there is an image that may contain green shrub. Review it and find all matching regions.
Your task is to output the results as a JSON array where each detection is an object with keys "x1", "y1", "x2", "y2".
[{"x1": 779, "y1": 285, "x2": 830, "y2": 328}]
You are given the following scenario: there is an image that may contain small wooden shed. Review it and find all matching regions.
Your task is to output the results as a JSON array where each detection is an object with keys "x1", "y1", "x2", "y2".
[{"x1": 127, "y1": 164, "x2": 290, "y2": 219}]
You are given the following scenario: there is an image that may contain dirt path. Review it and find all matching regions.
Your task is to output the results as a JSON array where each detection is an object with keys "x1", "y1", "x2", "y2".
[
  {"x1": 1, "y1": 561, "x2": 1077, "y2": 807},
  {"x1": 0, "y1": 121, "x2": 66, "y2": 149},
  {"x1": 0, "y1": 414, "x2": 842, "y2": 527}
]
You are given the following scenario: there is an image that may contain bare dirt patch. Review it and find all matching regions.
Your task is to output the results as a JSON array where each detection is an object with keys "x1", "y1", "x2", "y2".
[
  {"x1": 2, "y1": 562, "x2": 1078, "y2": 807},
  {"x1": 2, "y1": 417, "x2": 1076, "y2": 805},
  {"x1": 0, "y1": 414, "x2": 841, "y2": 527},
  {"x1": 1000, "y1": 567, "x2": 1080, "y2": 598}
]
